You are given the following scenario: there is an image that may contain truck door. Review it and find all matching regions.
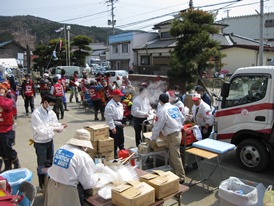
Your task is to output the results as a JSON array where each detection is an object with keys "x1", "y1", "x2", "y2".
[{"x1": 216, "y1": 74, "x2": 270, "y2": 139}]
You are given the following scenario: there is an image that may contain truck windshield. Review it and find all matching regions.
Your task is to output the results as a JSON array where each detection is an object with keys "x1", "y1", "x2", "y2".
[{"x1": 223, "y1": 75, "x2": 268, "y2": 108}]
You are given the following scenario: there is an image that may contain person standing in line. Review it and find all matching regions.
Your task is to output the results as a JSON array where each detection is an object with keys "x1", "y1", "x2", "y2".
[
  {"x1": 0, "y1": 83, "x2": 20, "y2": 172},
  {"x1": 21, "y1": 74, "x2": 36, "y2": 116},
  {"x1": 31, "y1": 94, "x2": 67, "y2": 189},
  {"x1": 39, "y1": 73, "x2": 51, "y2": 101},
  {"x1": 194, "y1": 85, "x2": 212, "y2": 107},
  {"x1": 60, "y1": 69, "x2": 69, "y2": 111},
  {"x1": 166, "y1": 90, "x2": 187, "y2": 119},
  {"x1": 191, "y1": 93, "x2": 214, "y2": 139},
  {"x1": 87, "y1": 80, "x2": 104, "y2": 121},
  {"x1": 44, "y1": 129, "x2": 99, "y2": 206},
  {"x1": 69, "y1": 71, "x2": 80, "y2": 103},
  {"x1": 50, "y1": 77, "x2": 64, "y2": 120},
  {"x1": 131, "y1": 86, "x2": 153, "y2": 146},
  {"x1": 104, "y1": 89, "x2": 125, "y2": 158},
  {"x1": 147, "y1": 93, "x2": 185, "y2": 184}
]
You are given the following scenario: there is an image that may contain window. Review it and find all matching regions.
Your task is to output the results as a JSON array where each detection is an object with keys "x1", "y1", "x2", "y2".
[
  {"x1": 161, "y1": 31, "x2": 172, "y2": 39},
  {"x1": 112, "y1": 45, "x2": 118, "y2": 54},
  {"x1": 141, "y1": 56, "x2": 150, "y2": 65},
  {"x1": 265, "y1": 19, "x2": 274, "y2": 27},
  {"x1": 122, "y1": 43, "x2": 128, "y2": 53},
  {"x1": 223, "y1": 75, "x2": 268, "y2": 108}
]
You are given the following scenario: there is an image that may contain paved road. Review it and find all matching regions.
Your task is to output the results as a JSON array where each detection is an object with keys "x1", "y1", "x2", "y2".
[{"x1": 12, "y1": 93, "x2": 274, "y2": 206}]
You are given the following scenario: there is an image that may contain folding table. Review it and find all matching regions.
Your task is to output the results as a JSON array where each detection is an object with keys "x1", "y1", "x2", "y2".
[{"x1": 185, "y1": 138, "x2": 236, "y2": 193}]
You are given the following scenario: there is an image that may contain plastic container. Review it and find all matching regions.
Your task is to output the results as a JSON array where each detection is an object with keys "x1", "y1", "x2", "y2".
[
  {"x1": 118, "y1": 150, "x2": 135, "y2": 166},
  {"x1": 1, "y1": 168, "x2": 33, "y2": 206}
]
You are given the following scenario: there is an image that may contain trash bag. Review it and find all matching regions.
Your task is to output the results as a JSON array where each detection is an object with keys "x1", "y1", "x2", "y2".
[
  {"x1": 218, "y1": 177, "x2": 258, "y2": 206},
  {"x1": 264, "y1": 185, "x2": 274, "y2": 206}
]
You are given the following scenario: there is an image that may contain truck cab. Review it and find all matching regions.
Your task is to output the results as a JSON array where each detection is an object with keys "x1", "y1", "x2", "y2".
[{"x1": 215, "y1": 66, "x2": 274, "y2": 172}]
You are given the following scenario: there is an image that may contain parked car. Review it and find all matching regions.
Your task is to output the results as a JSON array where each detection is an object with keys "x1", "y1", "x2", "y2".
[
  {"x1": 80, "y1": 64, "x2": 92, "y2": 74},
  {"x1": 105, "y1": 70, "x2": 128, "y2": 86},
  {"x1": 90, "y1": 64, "x2": 100, "y2": 75},
  {"x1": 94, "y1": 67, "x2": 106, "y2": 76}
]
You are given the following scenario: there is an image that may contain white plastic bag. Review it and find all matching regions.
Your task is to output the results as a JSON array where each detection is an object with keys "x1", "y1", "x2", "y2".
[
  {"x1": 264, "y1": 185, "x2": 274, "y2": 206},
  {"x1": 218, "y1": 177, "x2": 258, "y2": 206}
]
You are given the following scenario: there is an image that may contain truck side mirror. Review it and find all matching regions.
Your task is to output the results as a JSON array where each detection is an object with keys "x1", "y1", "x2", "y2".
[{"x1": 221, "y1": 82, "x2": 230, "y2": 98}]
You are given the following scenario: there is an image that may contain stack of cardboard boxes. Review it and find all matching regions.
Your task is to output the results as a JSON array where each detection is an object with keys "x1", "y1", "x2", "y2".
[{"x1": 84, "y1": 124, "x2": 114, "y2": 160}]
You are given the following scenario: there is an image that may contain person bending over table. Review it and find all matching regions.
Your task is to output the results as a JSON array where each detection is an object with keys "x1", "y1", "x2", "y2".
[
  {"x1": 147, "y1": 93, "x2": 186, "y2": 184},
  {"x1": 44, "y1": 129, "x2": 99, "y2": 206}
]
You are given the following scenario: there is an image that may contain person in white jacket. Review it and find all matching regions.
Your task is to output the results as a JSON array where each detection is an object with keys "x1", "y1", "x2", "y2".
[
  {"x1": 44, "y1": 129, "x2": 99, "y2": 206},
  {"x1": 148, "y1": 93, "x2": 185, "y2": 184},
  {"x1": 131, "y1": 86, "x2": 153, "y2": 146},
  {"x1": 166, "y1": 90, "x2": 187, "y2": 119},
  {"x1": 191, "y1": 93, "x2": 214, "y2": 139},
  {"x1": 31, "y1": 94, "x2": 67, "y2": 189},
  {"x1": 104, "y1": 89, "x2": 125, "y2": 158}
]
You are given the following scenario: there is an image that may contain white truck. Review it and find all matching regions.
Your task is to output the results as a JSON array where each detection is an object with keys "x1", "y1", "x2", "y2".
[{"x1": 215, "y1": 66, "x2": 274, "y2": 172}]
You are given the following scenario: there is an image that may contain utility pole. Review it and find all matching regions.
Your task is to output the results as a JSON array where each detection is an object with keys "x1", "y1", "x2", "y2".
[
  {"x1": 259, "y1": 0, "x2": 264, "y2": 66},
  {"x1": 224, "y1": 9, "x2": 230, "y2": 18},
  {"x1": 189, "y1": 0, "x2": 193, "y2": 8},
  {"x1": 107, "y1": 0, "x2": 117, "y2": 34}
]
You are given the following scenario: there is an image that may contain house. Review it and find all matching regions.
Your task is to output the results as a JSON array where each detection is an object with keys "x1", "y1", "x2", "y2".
[
  {"x1": 86, "y1": 43, "x2": 107, "y2": 65},
  {"x1": 0, "y1": 40, "x2": 26, "y2": 67},
  {"x1": 132, "y1": 18, "x2": 274, "y2": 75},
  {"x1": 108, "y1": 31, "x2": 158, "y2": 71},
  {"x1": 218, "y1": 12, "x2": 274, "y2": 46}
]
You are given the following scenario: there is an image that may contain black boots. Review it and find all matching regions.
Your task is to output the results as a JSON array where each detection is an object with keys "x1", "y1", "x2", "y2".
[
  {"x1": 1, "y1": 160, "x2": 12, "y2": 173},
  {"x1": 64, "y1": 103, "x2": 69, "y2": 111},
  {"x1": 61, "y1": 111, "x2": 64, "y2": 119}
]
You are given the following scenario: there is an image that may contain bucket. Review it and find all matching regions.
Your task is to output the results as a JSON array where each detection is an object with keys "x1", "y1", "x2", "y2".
[{"x1": 1, "y1": 168, "x2": 33, "y2": 206}]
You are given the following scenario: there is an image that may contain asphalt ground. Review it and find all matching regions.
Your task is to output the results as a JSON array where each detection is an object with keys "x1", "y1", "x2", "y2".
[{"x1": 11, "y1": 93, "x2": 274, "y2": 206}]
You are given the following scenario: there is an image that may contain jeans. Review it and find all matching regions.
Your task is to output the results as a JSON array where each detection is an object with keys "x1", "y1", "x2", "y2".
[{"x1": 34, "y1": 140, "x2": 54, "y2": 167}]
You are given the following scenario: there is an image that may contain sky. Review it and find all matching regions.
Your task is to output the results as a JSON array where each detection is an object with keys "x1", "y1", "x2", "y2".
[{"x1": 1, "y1": 0, "x2": 273, "y2": 31}]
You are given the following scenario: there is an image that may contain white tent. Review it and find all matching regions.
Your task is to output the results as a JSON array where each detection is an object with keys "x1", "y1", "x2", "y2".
[{"x1": 0, "y1": 58, "x2": 18, "y2": 69}]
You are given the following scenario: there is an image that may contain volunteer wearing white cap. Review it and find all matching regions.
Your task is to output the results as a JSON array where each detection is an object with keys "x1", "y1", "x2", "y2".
[
  {"x1": 191, "y1": 93, "x2": 214, "y2": 139},
  {"x1": 131, "y1": 86, "x2": 153, "y2": 146},
  {"x1": 104, "y1": 89, "x2": 125, "y2": 158},
  {"x1": 148, "y1": 93, "x2": 185, "y2": 184},
  {"x1": 45, "y1": 129, "x2": 99, "y2": 206}
]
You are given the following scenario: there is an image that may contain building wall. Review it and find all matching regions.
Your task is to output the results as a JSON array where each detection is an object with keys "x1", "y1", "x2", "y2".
[
  {"x1": 220, "y1": 13, "x2": 274, "y2": 45},
  {"x1": 221, "y1": 47, "x2": 274, "y2": 73},
  {"x1": 0, "y1": 43, "x2": 25, "y2": 59}
]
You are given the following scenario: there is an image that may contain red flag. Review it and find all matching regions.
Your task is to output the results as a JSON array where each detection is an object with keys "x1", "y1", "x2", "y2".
[{"x1": 59, "y1": 39, "x2": 62, "y2": 51}]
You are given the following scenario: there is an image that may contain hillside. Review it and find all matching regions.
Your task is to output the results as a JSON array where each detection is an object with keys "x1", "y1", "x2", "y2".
[{"x1": 0, "y1": 15, "x2": 119, "y2": 49}]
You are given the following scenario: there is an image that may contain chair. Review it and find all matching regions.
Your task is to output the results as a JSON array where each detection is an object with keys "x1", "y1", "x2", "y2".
[{"x1": 16, "y1": 181, "x2": 37, "y2": 206}]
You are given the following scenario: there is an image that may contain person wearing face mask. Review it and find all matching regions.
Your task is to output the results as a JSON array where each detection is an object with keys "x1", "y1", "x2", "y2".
[
  {"x1": 31, "y1": 94, "x2": 67, "y2": 190},
  {"x1": 21, "y1": 73, "x2": 36, "y2": 116},
  {"x1": 44, "y1": 129, "x2": 99, "y2": 206},
  {"x1": 173, "y1": 85, "x2": 182, "y2": 101}
]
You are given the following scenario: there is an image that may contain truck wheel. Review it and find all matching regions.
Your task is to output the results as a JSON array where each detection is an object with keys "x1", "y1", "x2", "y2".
[{"x1": 236, "y1": 138, "x2": 270, "y2": 172}]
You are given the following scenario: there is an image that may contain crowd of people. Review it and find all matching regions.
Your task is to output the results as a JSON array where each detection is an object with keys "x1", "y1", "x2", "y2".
[{"x1": 0, "y1": 68, "x2": 215, "y2": 205}]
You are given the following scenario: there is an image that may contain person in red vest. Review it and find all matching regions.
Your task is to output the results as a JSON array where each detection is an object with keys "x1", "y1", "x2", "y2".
[
  {"x1": 87, "y1": 79, "x2": 104, "y2": 121},
  {"x1": 0, "y1": 83, "x2": 20, "y2": 172},
  {"x1": 2, "y1": 80, "x2": 17, "y2": 120},
  {"x1": 60, "y1": 69, "x2": 69, "y2": 111},
  {"x1": 21, "y1": 74, "x2": 36, "y2": 116},
  {"x1": 69, "y1": 71, "x2": 80, "y2": 103},
  {"x1": 40, "y1": 73, "x2": 51, "y2": 101},
  {"x1": 50, "y1": 76, "x2": 64, "y2": 120},
  {"x1": 102, "y1": 79, "x2": 113, "y2": 103}
]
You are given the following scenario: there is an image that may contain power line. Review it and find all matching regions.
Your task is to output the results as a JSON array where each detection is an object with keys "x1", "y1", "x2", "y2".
[{"x1": 58, "y1": 10, "x2": 110, "y2": 23}]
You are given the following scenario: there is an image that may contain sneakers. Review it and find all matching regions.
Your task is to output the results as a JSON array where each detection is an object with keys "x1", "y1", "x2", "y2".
[{"x1": 64, "y1": 108, "x2": 69, "y2": 111}]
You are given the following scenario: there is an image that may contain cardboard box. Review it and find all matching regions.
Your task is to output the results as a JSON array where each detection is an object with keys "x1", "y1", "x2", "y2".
[
  {"x1": 143, "y1": 132, "x2": 167, "y2": 152},
  {"x1": 140, "y1": 170, "x2": 179, "y2": 199},
  {"x1": 91, "y1": 140, "x2": 98, "y2": 153},
  {"x1": 84, "y1": 124, "x2": 109, "y2": 141},
  {"x1": 112, "y1": 181, "x2": 155, "y2": 206},
  {"x1": 99, "y1": 151, "x2": 115, "y2": 161},
  {"x1": 98, "y1": 137, "x2": 114, "y2": 153}
]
